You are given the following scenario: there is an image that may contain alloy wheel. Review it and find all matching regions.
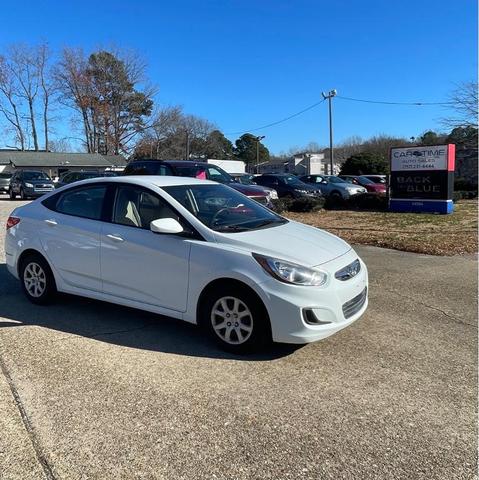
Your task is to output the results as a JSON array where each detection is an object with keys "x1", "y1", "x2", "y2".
[
  {"x1": 211, "y1": 296, "x2": 253, "y2": 345},
  {"x1": 23, "y1": 262, "x2": 47, "y2": 298}
]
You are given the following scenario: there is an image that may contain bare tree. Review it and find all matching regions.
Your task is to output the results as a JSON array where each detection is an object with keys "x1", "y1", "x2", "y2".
[
  {"x1": 54, "y1": 48, "x2": 94, "y2": 152},
  {"x1": 9, "y1": 44, "x2": 41, "y2": 150},
  {"x1": 37, "y1": 43, "x2": 53, "y2": 151},
  {"x1": 442, "y1": 81, "x2": 478, "y2": 128},
  {"x1": 48, "y1": 137, "x2": 73, "y2": 152},
  {"x1": 133, "y1": 106, "x2": 216, "y2": 159},
  {"x1": 0, "y1": 55, "x2": 26, "y2": 149}
]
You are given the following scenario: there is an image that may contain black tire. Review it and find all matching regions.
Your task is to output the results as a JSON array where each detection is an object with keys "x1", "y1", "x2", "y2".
[
  {"x1": 330, "y1": 190, "x2": 343, "y2": 201},
  {"x1": 19, "y1": 253, "x2": 57, "y2": 305},
  {"x1": 20, "y1": 188, "x2": 26, "y2": 200},
  {"x1": 9, "y1": 188, "x2": 16, "y2": 200},
  {"x1": 200, "y1": 284, "x2": 271, "y2": 354}
]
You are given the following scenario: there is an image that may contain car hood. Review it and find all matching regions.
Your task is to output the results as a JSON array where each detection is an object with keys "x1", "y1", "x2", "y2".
[
  {"x1": 369, "y1": 183, "x2": 386, "y2": 192},
  {"x1": 229, "y1": 183, "x2": 270, "y2": 196},
  {"x1": 26, "y1": 179, "x2": 54, "y2": 185},
  {"x1": 215, "y1": 220, "x2": 351, "y2": 267},
  {"x1": 295, "y1": 183, "x2": 321, "y2": 192}
]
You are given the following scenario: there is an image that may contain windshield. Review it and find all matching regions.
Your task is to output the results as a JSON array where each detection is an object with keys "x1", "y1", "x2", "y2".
[
  {"x1": 326, "y1": 176, "x2": 347, "y2": 184},
  {"x1": 236, "y1": 175, "x2": 255, "y2": 185},
  {"x1": 282, "y1": 175, "x2": 304, "y2": 186},
  {"x1": 366, "y1": 176, "x2": 386, "y2": 184},
  {"x1": 82, "y1": 172, "x2": 101, "y2": 179},
  {"x1": 163, "y1": 184, "x2": 287, "y2": 232},
  {"x1": 357, "y1": 176, "x2": 374, "y2": 185},
  {"x1": 23, "y1": 171, "x2": 50, "y2": 181}
]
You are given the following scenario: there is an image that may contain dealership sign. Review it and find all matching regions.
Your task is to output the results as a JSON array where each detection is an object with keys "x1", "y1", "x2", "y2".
[{"x1": 389, "y1": 144, "x2": 455, "y2": 214}]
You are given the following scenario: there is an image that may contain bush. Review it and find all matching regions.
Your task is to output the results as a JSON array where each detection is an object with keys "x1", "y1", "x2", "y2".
[
  {"x1": 454, "y1": 177, "x2": 478, "y2": 192},
  {"x1": 453, "y1": 190, "x2": 478, "y2": 201},
  {"x1": 271, "y1": 196, "x2": 325, "y2": 213},
  {"x1": 286, "y1": 196, "x2": 325, "y2": 212},
  {"x1": 324, "y1": 193, "x2": 388, "y2": 211},
  {"x1": 270, "y1": 198, "x2": 288, "y2": 213}
]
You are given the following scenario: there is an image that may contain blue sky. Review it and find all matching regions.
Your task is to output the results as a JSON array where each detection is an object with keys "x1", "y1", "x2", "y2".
[{"x1": 1, "y1": 0, "x2": 477, "y2": 154}]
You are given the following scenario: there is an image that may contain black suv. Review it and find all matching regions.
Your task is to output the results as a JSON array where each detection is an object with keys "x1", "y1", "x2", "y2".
[
  {"x1": 56, "y1": 170, "x2": 117, "y2": 188},
  {"x1": 254, "y1": 174, "x2": 322, "y2": 199},
  {"x1": 9, "y1": 170, "x2": 55, "y2": 200},
  {"x1": 123, "y1": 160, "x2": 277, "y2": 208}
]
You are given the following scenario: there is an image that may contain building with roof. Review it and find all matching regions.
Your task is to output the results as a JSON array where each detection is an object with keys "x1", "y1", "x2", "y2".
[
  {"x1": 257, "y1": 152, "x2": 340, "y2": 175},
  {"x1": 0, "y1": 151, "x2": 127, "y2": 179}
]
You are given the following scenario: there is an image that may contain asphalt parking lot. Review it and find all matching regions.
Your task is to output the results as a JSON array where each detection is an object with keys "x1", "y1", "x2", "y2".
[{"x1": 0, "y1": 197, "x2": 477, "y2": 480}]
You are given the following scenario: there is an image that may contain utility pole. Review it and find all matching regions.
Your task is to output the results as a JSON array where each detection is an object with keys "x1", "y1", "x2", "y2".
[
  {"x1": 185, "y1": 131, "x2": 190, "y2": 161},
  {"x1": 321, "y1": 89, "x2": 337, "y2": 175},
  {"x1": 254, "y1": 135, "x2": 265, "y2": 173}
]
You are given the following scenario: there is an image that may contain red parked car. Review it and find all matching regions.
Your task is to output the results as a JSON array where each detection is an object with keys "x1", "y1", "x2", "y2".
[{"x1": 339, "y1": 175, "x2": 387, "y2": 195}]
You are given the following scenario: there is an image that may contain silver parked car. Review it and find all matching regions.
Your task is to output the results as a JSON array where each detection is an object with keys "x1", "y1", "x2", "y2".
[
  {"x1": 0, "y1": 172, "x2": 13, "y2": 194},
  {"x1": 299, "y1": 174, "x2": 366, "y2": 200}
]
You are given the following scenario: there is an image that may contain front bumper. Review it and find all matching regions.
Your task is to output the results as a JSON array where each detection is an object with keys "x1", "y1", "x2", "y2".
[
  {"x1": 24, "y1": 186, "x2": 54, "y2": 197},
  {"x1": 257, "y1": 249, "x2": 368, "y2": 344}
]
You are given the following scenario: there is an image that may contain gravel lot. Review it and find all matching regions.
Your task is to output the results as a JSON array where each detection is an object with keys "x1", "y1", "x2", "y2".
[{"x1": 0, "y1": 196, "x2": 477, "y2": 480}]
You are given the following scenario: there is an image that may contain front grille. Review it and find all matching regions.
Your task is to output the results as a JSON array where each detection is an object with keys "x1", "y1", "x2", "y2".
[
  {"x1": 251, "y1": 196, "x2": 268, "y2": 205},
  {"x1": 342, "y1": 287, "x2": 367, "y2": 319},
  {"x1": 34, "y1": 184, "x2": 53, "y2": 191}
]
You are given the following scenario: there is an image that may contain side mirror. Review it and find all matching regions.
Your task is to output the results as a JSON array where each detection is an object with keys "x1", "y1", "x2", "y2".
[
  {"x1": 150, "y1": 218, "x2": 184, "y2": 235},
  {"x1": 321, "y1": 179, "x2": 328, "y2": 184}
]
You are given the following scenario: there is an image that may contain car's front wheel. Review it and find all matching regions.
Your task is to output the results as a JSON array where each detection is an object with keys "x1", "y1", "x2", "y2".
[
  {"x1": 9, "y1": 188, "x2": 16, "y2": 200},
  {"x1": 20, "y1": 254, "x2": 57, "y2": 305},
  {"x1": 201, "y1": 285, "x2": 271, "y2": 353},
  {"x1": 20, "y1": 188, "x2": 27, "y2": 200}
]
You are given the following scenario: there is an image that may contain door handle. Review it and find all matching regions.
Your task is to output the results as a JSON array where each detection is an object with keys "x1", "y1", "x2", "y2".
[
  {"x1": 44, "y1": 219, "x2": 57, "y2": 226},
  {"x1": 106, "y1": 234, "x2": 124, "y2": 242}
]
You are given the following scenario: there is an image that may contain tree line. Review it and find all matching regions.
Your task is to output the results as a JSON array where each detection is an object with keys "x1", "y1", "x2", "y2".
[
  {"x1": 0, "y1": 42, "x2": 475, "y2": 167},
  {"x1": 0, "y1": 43, "x2": 271, "y2": 163}
]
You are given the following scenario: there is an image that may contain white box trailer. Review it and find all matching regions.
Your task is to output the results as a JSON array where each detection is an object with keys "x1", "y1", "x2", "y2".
[{"x1": 207, "y1": 159, "x2": 245, "y2": 174}]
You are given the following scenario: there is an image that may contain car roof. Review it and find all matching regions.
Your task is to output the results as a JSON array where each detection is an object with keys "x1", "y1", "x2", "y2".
[
  {"x1": 66, "y1": 175, "x2": 217, "y2": 188},
  {"x1": 129, "y1": 159, "x2": 208, "y2": 167}
]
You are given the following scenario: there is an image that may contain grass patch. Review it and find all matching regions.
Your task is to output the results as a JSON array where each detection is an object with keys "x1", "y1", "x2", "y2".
[{"x1": 286, "y1": 200, "x2": 478, "y2": 256}]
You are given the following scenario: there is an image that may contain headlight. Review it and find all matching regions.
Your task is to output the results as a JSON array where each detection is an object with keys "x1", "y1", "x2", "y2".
[
  {"x1": 253, "y1": 253, "x2": 328, "y2": 286},
  {"x1": 269, "y1": 189, "x2": 278, "y2": 200},
  {"x1": 335, "y1": 259, "x2": 361, "y2": 281},
  {"x1": 24, "y1": 183, "x2": 33, "y2": 188}
]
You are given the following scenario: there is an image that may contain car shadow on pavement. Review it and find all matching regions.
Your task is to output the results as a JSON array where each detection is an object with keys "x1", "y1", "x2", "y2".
[{"x1": 0, "y1": 264, "x2": 301, "y2": 361}]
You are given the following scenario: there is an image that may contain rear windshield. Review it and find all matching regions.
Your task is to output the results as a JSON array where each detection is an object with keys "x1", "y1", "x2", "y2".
[
  {"x1": 0, "y1": 173, "x2": 12, "y2": 179},
  {"x1": 124, "y1": 163, "x2": 172, "y2": 176}
]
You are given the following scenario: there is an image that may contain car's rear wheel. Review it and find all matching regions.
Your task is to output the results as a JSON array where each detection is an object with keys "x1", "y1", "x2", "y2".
[
  {"x1": 20, "y1": 254, "x2": 57, "y2": 305},
  {"x1": 201, "y1": 285, "x2": 271, "y2": 353}
]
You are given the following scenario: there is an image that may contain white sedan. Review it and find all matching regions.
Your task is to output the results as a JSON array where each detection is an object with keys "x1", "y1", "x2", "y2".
[{"x1": 5, "y1": 176, "x2": 368, "y2": 353}]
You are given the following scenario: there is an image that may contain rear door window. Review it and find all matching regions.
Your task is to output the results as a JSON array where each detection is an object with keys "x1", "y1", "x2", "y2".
[{"x1": 55, "y1": 186, "x2": 107, "y2": 220}]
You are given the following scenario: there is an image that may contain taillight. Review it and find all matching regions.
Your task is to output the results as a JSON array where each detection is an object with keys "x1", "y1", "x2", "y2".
[{"x1": 6, "y1": 216, "x2": 20, "y2": 230}]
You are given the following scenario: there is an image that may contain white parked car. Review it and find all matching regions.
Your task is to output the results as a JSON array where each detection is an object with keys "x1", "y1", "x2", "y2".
[{"x1": 5, "y1": 176, "x2": 368, "y2": 353}]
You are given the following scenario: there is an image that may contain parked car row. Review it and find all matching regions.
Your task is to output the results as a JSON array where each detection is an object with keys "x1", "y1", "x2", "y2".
[{"x1": 1, "y1": 161, "x2": 387, "y2": 204}]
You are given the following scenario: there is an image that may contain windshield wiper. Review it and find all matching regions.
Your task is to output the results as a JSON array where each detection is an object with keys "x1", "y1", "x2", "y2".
[{"x1": 213, "y1": 224, "x2": 250, "y2": 232}]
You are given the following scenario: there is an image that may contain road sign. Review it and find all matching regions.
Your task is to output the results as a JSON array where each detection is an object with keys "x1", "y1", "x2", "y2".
[{"x1": 389, "y1": 144, "x2": 455, "y2": 214}]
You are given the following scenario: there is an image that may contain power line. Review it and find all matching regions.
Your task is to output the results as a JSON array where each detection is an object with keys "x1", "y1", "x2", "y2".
[
  {"x1": 225, "y1": 94, "x2": 454, "y2": 137},
  {"x1": 225, "y1": 98, "x2": 326, "y2": 135},
  {"x1": 336, "y1": 95, "x2": 454, "y2": 106}
]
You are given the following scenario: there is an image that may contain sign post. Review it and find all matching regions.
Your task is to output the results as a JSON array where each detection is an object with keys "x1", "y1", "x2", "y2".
[{"x1": 389, "y1": 144, "x2": 455, "y2": 214}]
